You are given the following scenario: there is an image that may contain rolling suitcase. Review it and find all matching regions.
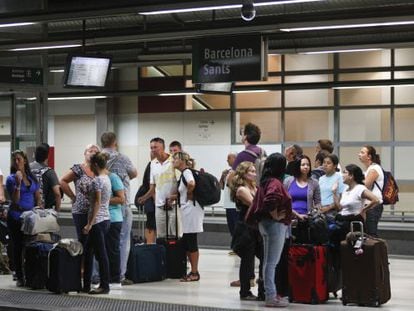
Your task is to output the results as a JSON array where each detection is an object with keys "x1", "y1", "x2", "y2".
[
  {"x1": 24, "y1": 241, "x2": 54, "y2": 289},
  {"x1": 341, "y1": 221, "x2": 391, "y2": 306},
  {"x1": 126, "y1": 243, "x2": 167, "y2": 283},
  {"x1": 127, "y1": 204, "x2": 167, "y2": 283},
  {"x1": 288, "y1": 244, "x2": 328, "y2": 304},
  {"x1": 46, "y1": 246, "x2": 82, "y2": 293},
  {"x1": 156, "y1": 202, "x2": 187, "y2": 279}
]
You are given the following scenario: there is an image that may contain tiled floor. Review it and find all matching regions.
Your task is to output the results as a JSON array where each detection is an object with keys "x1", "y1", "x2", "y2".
[{"x1": 0, "y1": 249, "x2": 412, "y2": 310}]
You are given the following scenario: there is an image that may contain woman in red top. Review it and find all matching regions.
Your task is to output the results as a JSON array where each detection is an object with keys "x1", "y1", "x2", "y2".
[{"x1": 255, "y1": 153, "x2": 293, "y2": 308}]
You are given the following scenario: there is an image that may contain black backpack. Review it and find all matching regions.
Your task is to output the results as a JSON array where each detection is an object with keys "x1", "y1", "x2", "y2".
[{"x1": 179, "y1": 168, "x2": 221, "y2": 208}]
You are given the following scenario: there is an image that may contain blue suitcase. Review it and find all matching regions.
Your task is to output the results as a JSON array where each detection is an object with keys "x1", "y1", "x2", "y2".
[
  {"x1": 24, "y1": 242, "x2": 54, "y2": 289},
  {"x1": 126, "y1": 243, "x2": 167, "y2": 283},
  {"x1": 46, "y1": 246, "x2": 82, "y2": 293}
]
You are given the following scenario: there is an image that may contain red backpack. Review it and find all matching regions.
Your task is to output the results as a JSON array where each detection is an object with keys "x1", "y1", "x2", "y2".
[{"x1": 375, "y1": 169, "x2": 399, "y2": 205}]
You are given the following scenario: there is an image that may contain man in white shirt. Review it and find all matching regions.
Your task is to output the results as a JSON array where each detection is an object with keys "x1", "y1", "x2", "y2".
[{"x1": 138, "y1": 137, "x2": 181, "y2": 238}]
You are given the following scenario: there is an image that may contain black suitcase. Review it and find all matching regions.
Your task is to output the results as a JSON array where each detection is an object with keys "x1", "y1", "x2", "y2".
[
  {"x1": 127, "y1": 243, "x2": 167, "y2": 283},
  {"x1": 341, "y1": 221, "x2": 391, "y2": 306},
  {"x1": 24, "y1": 242, "x2": 54, "y2": 289},
  {"x1": 156, "y1": 203, "x2": 186, "y2": 279},
  {"x1": 46, "y1": 246, "x2": 82, "y2": 293}
]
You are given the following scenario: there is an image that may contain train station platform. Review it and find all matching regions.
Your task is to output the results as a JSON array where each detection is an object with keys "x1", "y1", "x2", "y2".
[{"x1": 0, "y1": 249, "x2": 412, "y2": 311}]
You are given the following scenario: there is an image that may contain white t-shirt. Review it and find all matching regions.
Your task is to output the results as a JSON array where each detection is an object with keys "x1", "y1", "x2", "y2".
[
  {"x1": 178, "y1": 169, "x2": 204, "y2": 233},
  {"x1": 339, "y1": 184, "x2": 366, "y2": 216},
  {"x1": 150, "y1": 155, "x2": 177, "y2": 207},
  {"x1": 365, "y1": 163, "x2": 384, "y2": 203}
]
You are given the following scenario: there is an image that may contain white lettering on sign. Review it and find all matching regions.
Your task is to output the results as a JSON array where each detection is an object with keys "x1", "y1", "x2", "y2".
[
  {"x1": 203, "y1": 64, "x2": 230, "y2": 75},
  {"x1": 204, "y1": 47, "x2": 254, "y2": 60}
]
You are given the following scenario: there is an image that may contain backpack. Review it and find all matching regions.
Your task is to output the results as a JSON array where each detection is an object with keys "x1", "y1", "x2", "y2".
[
  {"x1": 375, "y1": 169, "x2": 399, "y2": 205},
  {"x1": 31, "y1": 166, "x2": 51, "y2": 208},
  {"x1": 244, "y1": 148, "x2": 267, "y2": 184},
  {"x1": 179, "y1": 168, "x2": 221, "y2": 208}
]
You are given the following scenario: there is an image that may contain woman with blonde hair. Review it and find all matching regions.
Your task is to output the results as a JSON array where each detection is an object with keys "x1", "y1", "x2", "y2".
[
  {"x1": 60, "y1": 144, "x2": 101, "y2": 246},
  {"x1": 172, "y1": 152, "x2": 202, "y2": 282},
  {"x1": 230, "y1": 161, "x2": 264, "y2": 301}
]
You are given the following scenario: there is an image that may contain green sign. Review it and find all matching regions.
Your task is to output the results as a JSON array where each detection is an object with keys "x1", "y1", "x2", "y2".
[
  {"x1": 0, "y1": 66, "x2": 43, "y2": 85},
  {"x1": 192, "y1": 35, "x2": 266, "y2": 83}
]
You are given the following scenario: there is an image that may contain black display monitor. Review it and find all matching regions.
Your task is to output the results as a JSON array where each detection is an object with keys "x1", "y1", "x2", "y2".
[
  {"x1": 63, "y1": 54, "x2": 112, "y2": 88},
  {"x1": 196, "y1": 82, "x2": 233, "y2": 95}
]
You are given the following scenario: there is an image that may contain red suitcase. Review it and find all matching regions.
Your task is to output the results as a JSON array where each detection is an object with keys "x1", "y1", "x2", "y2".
[{"x1": 288, "y1": 244, "x2": 328, "y2": 304}]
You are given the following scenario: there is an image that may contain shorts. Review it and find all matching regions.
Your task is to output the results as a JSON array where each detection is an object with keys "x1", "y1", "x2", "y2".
[
  {"x1": 145, "y1": 211, "x2": 156, "y2": 230},
  {"x1": 181, "y1": 233, "x2": 198, "y2": 253}
]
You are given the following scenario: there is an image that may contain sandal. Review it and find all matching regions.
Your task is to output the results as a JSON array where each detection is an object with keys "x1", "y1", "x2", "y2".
[{"x1": 180, "y1": 272, "x2": 200, "y2": 282}]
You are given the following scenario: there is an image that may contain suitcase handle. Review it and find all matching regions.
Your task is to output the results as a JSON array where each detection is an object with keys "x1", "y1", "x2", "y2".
[{"x1": 350, "y1": 221, "x2": 364, "y2": 236}]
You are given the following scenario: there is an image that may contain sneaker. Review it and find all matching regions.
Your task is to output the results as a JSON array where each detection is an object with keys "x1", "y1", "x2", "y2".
[
  {"x1": 121, "y1": 278, "x2": 133, "y2": 286},
  {"x1": 240, "y1": 293, "x2": 257, "y2": 301},
  {"x1": 228, "y1": 251, "x2": 237, "y2": 256},
  {"x1": 250, "y1": 278, "x2": 256, "y2": 287},
  {"x1": 265, "y1": 298, "x2": 289, "y2": 308},
  {"x1": 110, "y1": 283, "x2": 122, "y2": 290},
  {"x1": 277, "y1": 295, "x2": 289, "y2": 303},
  {"x1": 92, "y1": 283, "x2": 100, "y2": 289},
  {"x1": 88, "y1": 287, "x2": 110, "y2": 295}
]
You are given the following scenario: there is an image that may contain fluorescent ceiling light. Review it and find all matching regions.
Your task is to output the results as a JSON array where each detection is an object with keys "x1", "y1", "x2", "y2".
[
  {"x1": 139, "y1": 0, "x2": 324, "y2": 15},
  {"x1": 10, "y1": 44, "x2": 81, "y2": 51},
  {"x1": 233, "y1": 90, "x2": 270, "y2": 93},
  {"x1": 48, "y1": 96, "x2": 108, "y2": 100},
  {"x1": 49, "y1": 69, "x2": 65, "y2": 73},
  {"x1": 333, "y1": 84, "x2": 414, "y2": 90},
  {"x1": 0, "y1": 22, "x2": 35, "y2": 28},
  {"x1": 281, "y1": 20, "x2": 414, "y2": 32},
  {"x1": 303, "y1": 48, "x2": 382, "y2": 55},
  {"x1": 159, "y1": 92, "x2": 200, "y2": 96}
]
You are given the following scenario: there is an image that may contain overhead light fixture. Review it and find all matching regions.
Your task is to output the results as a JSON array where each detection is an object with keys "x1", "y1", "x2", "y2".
[
  {"x1": 139, "y1": 0, "x2": 324, "y2": 15},
  {"x1": 281, "y1": 20, "x2": 414, "y2": 32},
  {"x1": 48, "y1": 96, "x2": 108, "y2": 100},
  {"x1": 49, "y1": 69, "x2": 65, "y2": 73},
  {"x1": 333, "y1": 84, "x2": 414, "y2": 90},
  {"x1": 10, "y1": 44, "x2": 81, "y2": 51},
  {"x1": 302, "y1": 48, "x2": 383, "y2": 54},
  {"x1": 159, "y1": 92, "x2": 200, "y2": 96},
  {"x1": 0, "y1": 22, "x2": 35, "y2": 28},
  {"x1": 233, "y1": 90, "x2": 270, "y2": 93}
]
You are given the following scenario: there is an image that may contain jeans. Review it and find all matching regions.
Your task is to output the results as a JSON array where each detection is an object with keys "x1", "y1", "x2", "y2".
[
  {"x1": 84, "y1": 220, "x2": 110, "y2": 290},
  {"x1": 366, "y1": 203, "x2": 383, "y2": 237},
  {"x1": 225, "y1": 208, "x2": 239, "y2": 237},
  {"x1": 119, "y1": 205, "x2": 132, "y2": 280},
  {"x1": 72, "y1": 213, "x2": 88, "y2": 247},
  {"x1": 259, "y1": 219, "x2": 288, "y2": 301},
  {"x1": 106, "y1": 222, "x2": 122, "y2": 283},
  {"x1": 7, "y1": 216, "x2": 24, "y2": 281},
  {"x1": 91, "y1": 222, "x2": 122, "y2": 284}
]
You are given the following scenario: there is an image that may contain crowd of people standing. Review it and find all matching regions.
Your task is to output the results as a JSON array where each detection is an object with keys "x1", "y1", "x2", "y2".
[{"x1": 0, "y1": 124, "x2": 387, "y2": 306}]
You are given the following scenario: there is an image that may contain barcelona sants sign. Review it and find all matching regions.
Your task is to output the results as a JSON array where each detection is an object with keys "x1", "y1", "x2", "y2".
[{"x1": 192, "y1": 35, "x2": 267, "y2": 83}]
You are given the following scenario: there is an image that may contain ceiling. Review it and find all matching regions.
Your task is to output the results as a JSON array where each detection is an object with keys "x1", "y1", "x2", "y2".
[{"x1": 1, "y1": 0, "x2": 414, "y2": 68}]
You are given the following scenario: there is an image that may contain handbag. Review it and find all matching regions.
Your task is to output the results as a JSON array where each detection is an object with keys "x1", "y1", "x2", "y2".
[
  {"x1": 231, "y1": 221, "x2": 255, "y2": 256},
  {"x1": 20, "y1": 208, "x2": 60, "y2": 235}
]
